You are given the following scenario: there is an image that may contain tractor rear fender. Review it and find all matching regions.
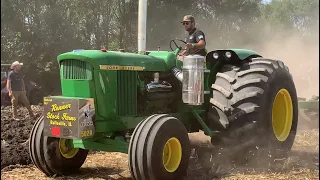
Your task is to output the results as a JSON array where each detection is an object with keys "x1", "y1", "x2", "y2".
[{"x1": 206, "y1": 49, "x2": 262, "y2": 64}]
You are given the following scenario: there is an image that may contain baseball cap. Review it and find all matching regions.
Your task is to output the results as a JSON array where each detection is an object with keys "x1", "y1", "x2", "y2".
[
  {"x1": 10, "y1": 61, "x2": 23, "y2": 69},
  {"x1": 181, "y1": 15, "x2": 195, "y2": 23}
]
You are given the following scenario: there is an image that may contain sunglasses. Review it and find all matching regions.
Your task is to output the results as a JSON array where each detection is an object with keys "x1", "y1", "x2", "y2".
[{"x1": 182, "y1": 22, "x2": 191, "y2": 25}]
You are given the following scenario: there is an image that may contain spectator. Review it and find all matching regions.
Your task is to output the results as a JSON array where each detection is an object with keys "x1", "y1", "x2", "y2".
[{"x1": 6, "y1": 61, "x2": 34, "y2": 120}]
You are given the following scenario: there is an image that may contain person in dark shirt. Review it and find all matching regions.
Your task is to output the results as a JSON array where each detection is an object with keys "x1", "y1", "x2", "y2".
[
  {"x1": 178, "y1": 15, "x2": 207, "y2": 58},
  {"x1": 6, "y1": 61, "x2": 34, "y2": 120}
]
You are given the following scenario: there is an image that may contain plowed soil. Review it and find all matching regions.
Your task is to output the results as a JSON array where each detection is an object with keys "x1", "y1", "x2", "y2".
[
  {"x1": 1, "y1": 105, "x2": 43, "y2": 169},
  {"x1": 1, "y1": 105, "x2": 319, "y2": 179}
]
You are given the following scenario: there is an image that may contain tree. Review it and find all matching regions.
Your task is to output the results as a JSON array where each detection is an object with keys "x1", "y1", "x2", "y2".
[{"x1": 1, "y1": 0, "x2": 318, "y2": 95}]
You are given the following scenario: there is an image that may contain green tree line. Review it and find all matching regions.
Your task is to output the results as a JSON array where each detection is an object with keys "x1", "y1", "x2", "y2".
[{"x1": 1, "y1": 0, "x2": 318, "y2": 94}]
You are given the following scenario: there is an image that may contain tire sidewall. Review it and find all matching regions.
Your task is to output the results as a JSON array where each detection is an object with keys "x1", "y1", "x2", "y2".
[
  {"x1": 148, "y1": 119, "x2": 190, "y2": 180},
  {"x1": 44, "y1": 137, "x2": 88, "y2": 175},
  {"x1": 261, "y1": 66, "x2": 298, "y2": 153}
]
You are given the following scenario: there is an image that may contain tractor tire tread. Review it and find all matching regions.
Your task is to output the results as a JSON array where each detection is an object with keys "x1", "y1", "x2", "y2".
[
  {"x1": 29, "y1": 115, "x2": 88, "y2": 177},
  {"x1": 216, "y1": 72, "x2": 236, "y2": 84},
  {"x1": 129, "y1": 114, "x2": 190, "y2": 180},
  {"x1": 208, "y1": 58, "x2": 297, "y2": 155}
]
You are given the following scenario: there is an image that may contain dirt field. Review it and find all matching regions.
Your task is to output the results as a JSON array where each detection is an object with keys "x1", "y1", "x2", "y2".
[
  {"x1": 1, "y1": 105, "x2": 43, "y2": 169},
  {"x1": 1, "y1": 105, "x2": 319, "y2": 180}
]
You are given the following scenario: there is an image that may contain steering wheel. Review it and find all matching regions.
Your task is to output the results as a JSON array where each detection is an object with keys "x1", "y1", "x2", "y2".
[{"x1": 169, "y1": 39, "x2": 187, "y2": 51}]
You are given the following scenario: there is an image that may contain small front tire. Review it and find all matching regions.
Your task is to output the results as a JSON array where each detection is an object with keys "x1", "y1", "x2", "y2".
[
  {"x1": 29, "y1": 115, "x2": 89, "y2": 176},
  {"x1": 128, "y1": 114, "x2": 191, "y2": 180}
]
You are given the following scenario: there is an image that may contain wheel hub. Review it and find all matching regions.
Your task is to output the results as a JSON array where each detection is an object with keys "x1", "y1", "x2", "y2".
[
  {"x1": 59, "y1": 138, "x2": 79, "y2": 159},
  {"x1": 162, "y1": 137, "x2": 182, "y2": 173},
  {"x1": 272, "y1": 88, "x2": 293, "y2": 142}
]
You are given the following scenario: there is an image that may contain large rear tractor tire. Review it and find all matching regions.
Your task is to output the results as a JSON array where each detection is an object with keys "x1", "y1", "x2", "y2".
[
  {"x1": 29, "y1": 115, "x2": 89, "y2": 177},
  {"x1": 208, "y1": 58, "x2": 298, "y2": 164},
  {"x1": 128, "y1": 114, "x2": 191, "y2": 180}
]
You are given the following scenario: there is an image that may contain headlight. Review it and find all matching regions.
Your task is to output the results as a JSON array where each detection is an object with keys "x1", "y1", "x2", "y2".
[
  {"x1": 213, "y1": 52, "x2": 219, "y2": 59},
  {"x1": 225, "y1": 51, "x2": 232, "y2": 58}
]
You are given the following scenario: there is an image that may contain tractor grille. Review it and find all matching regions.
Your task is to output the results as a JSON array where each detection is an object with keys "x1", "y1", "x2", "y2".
[
  {"x1": 61, "y1": 60, "x2": 92, "y2": 80},
  {"x1": 117, "y1": 71, "x2": 137, "y2": 116}
]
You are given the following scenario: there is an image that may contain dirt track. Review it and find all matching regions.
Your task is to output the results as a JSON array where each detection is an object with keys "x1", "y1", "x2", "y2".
[
  {"x1": 1, "y1": 106, "x2": 42, "y2": 169},
  {"x1": 1, "y1": 106, "x2": 319, "y2": 179}
]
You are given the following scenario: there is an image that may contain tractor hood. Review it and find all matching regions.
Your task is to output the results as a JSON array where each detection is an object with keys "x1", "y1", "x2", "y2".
[{"x1": 57, "y1": 50, "x2": 176, "y2": 71}]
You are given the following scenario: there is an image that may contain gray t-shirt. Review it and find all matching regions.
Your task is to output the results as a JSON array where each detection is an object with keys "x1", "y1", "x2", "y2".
[
  {"x1": 185, "y1": 28, "x2": 207, "y2": 56},
  {"x1": 7, "y1": 71, "x2": 24, "y2": 91}
]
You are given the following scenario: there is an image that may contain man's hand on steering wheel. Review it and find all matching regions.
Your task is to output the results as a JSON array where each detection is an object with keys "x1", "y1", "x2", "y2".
[
  {"x1": 169, "y1": 38, "x2": 187, "y2": 51},
  {"x1": 185, "y1": 43, "x2": 194, "y2": 49}
]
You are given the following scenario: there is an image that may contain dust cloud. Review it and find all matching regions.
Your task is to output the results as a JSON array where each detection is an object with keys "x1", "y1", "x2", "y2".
[
  {"x1": 169, "y1": 19, "x2": 319, "y2": 98},
  {"x1": 205, "y1": 25, "x2": 319, "y2": 99},
  {"x1": 187, "y1": 22, "x2": 319, "y2": 178},
  {"x1": 247, "y1": 32, "x2": 319, "y2": 99}
]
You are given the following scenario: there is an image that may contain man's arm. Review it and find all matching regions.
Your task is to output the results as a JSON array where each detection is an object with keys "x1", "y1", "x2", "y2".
[
  {"x1": 178, "y1": 37, "x2": 189, "y2": 56},
  {"x1": 186, "y1": 31, "x2": 206, "y2": 50},
  {"x1": 179, "y1": 49, "x2": 187, "y2": 56},
  {"x1": 190, "y1": 40, "x2": 205, "y2": 49}
]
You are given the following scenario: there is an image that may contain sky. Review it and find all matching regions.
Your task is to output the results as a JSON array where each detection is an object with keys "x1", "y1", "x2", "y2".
[{"x1": 262, "y1": 0, "x2": 272, "y2": 3}]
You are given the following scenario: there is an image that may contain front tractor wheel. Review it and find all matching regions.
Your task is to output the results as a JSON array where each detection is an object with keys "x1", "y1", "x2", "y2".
[
  {"x1": 128, "y1": 114, "x2": 191, "y2": 180},
  {"x1": 29, "y1": 116, "x2": 89, "y2": 176},
  {"x1": 208, "y1": 58, "x2": 298, "y2": 163}
]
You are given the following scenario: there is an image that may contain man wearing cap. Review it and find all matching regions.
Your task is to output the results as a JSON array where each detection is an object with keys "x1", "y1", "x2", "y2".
[
  {"x1": 6, "y1": 61, "x2": 34, "y2": 120},
  {"x1": 179, "y1": 15, "x2": 207, "y2": 57}
]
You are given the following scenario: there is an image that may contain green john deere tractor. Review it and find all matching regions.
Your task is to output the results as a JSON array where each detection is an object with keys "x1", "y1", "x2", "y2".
[
  {"x1": 28, "y1": 41, "x2": 299, "y2": 179},
  {"x1": 28, "y1": 1, "x2": 298, "y2": 179}
]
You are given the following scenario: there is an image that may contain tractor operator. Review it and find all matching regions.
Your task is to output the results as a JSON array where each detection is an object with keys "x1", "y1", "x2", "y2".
[
  {"x1": 6, "y1": 61, "x2": 34, "y2": 120},
  {"x1": 178, "y1": 15, "x2": 207, "y2": 58}
]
